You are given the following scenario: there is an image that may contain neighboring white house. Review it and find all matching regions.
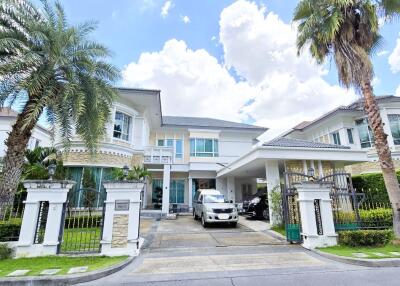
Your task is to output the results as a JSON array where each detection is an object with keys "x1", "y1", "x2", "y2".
[
  {"x1": 280, "y1": 95, "x2": 400, "y2": 174},
  {"x1": 0, "y1": 107, "x2": 52, "y2": 159},
  {"x1": 55, "y1": 88, "x2": 368, "y2": 217}
]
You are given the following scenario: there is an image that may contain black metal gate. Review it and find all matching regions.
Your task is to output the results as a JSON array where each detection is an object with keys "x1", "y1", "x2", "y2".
[
  {"x1": 320, "y1": 173, "x2": 363, "y2": 231},
  {"x1": 283, "y1": 172, "x2": 313, "y2": 243},
  {"x1": 58, "y1": 188, "x2": 106, "y2": 254},
  {"x1": 283, "y1": 171, "x2": 359, "y2": 243}
]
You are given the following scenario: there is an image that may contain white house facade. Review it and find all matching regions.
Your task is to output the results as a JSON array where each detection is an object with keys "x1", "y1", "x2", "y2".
[
  {"x1": 280, "y1": 95, "x2": 400, "y2": 174},
  {"x1": 54, "y1": 88, "x2": 368, "y2": 218},
  {"x1": 0, "y1": 107, "x2": 51, "y2": 159}
]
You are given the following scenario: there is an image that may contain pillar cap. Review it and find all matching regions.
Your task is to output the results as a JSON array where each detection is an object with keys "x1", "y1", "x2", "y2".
[
  {"x1": 293, "y1": 181, "x2": 333, "y2": 187},
  {"x1": 23, "y1": 180, "x2": 76, "y2": 188}
]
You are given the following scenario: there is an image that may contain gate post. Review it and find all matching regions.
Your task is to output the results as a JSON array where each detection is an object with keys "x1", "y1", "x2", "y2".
[
  {"x1": 16, "y1": 180, "x2": 75, "y2": 257},
  {"x1": 296, "y1": 181, "x2": 337, "y2": 249},
  {"x1": 101, "y1": 180, "x2": 144, "y2": 256}
]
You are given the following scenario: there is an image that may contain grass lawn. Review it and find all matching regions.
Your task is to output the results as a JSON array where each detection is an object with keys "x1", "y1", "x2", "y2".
[
  {"x1": 271, "y1": 225, "x2": 286, "y2": 237},
  {"x1": 0, "y1": 255, "x2": 128, "y2": 277},
  {"x1": 319, "y1": 244, "x2": 400, "y2": 259},
  {"x1": 60, "y1": 227, "x2": 101, "y2": 253}
]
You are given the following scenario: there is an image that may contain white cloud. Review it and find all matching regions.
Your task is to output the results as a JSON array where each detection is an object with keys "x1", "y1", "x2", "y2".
[
  {"x1": 181, "y1": 15, "x2": 190, "y2": 24},
  {"x1": 111, "y1": 10, "x2": 119, "y2": 20},
  {"x1": 389, "y1": 36, "x2": 400, "y2": 73},
  {"x1": 161, "y1": 1, "x2": 172, "y2": 18},
  {"x1": 396, "y1": 86, "x2": 400, "y2": 97},
  {"x1": 122, "y1": 39, "x2": 256, "y2": 121},
  {"x1": 377, "y1": 50, "x2": 388, "y2": 57},
  {"x1": 372, "y1": 77, "x2": 381, "y2": 87},
  {"x1": 122, "y1": 0, "x2": 357, "y2": 141},
  {"x1": 139, "y1": 0, "x2": 157, "y2": 12}
]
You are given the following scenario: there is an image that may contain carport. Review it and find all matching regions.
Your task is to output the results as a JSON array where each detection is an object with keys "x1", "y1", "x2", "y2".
[{"x1": 216, "y1": 138, "x2": 368, "y2": 225}]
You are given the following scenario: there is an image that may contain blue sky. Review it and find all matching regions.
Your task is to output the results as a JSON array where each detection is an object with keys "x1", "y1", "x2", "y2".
[{"x1": 36, "y1": 0, "x2": 400, "y2": 138}]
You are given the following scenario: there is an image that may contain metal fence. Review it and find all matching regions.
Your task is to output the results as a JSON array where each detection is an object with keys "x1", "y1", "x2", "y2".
[{"x1": 0, "y1": 192, "x2": 26, "y2": 242}]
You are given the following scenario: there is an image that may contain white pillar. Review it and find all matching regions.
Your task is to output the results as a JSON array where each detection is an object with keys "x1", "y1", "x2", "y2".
[
  {"x1": 227, "y1": 177, "x2": 235, "y2": 203},
  {"x1": 188, "y1": 177, "x2": 193, "y2": 211},
  {"x1": 101, "y1": 181, "x2": 144, "y2": 256},
  {"x1": 265, "y1": 161, "x2": 282, "y2": 226},
  {"x1": 318, "y1": 160, "x2": 324, "y2": 179},
  {"x1": 16, "y1": 180, "x2": 75, "y2": 258},
  {"x1": 162, "y1": 164, "x2": 171, "y2": 214},
  {"x1": 296, "y1": 181, "x2": 337, "y2": 249},
  {"x1": 302, "y1": 160, "x2": 308, "y2": 175}
]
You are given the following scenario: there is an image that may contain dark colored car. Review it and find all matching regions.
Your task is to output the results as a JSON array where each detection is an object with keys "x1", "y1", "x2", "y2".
[{"x1": 243, "y1": 189, "x2": 269, "y2": 220}]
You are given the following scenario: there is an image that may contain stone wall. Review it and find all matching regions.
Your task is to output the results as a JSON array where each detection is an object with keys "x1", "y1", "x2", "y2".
[
  {"x1": 62, "y1": 151, "x2": 144, "y2": 168},
  {"x1": 111, "y1": 214, "x2": 128, "y2": 248},
  {"x1": 346, "y1": 160, "x2": 400, "y2": 175}
]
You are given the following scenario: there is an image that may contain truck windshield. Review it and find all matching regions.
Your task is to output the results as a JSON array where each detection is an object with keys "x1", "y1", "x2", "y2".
[{"x1": 204, "y1": 194, "x2": 225, "y2": 203}]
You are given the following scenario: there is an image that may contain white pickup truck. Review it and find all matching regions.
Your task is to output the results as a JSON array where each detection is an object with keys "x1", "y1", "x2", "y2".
[{"x1": 192, "y1": 189, "x2": 239, "y2": 227}]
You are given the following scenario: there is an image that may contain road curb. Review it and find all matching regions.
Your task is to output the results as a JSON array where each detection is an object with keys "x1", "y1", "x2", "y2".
[
  {"x1": 313, "y1": 249, "x2": 400, "y2": 267},
  {"x1": 0, "y1": 256, "x2": 134, "y2": 286}
]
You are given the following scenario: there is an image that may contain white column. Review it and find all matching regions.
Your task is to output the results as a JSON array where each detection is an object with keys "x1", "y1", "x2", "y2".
[
  {"x1": 296, "y1": 181, "x2": 337, "y2": 249},
  {"x1": 188, "y1": 177, "x2": 193, "y2": 211},
  {"x1": 381, "y1": 108, "x2": 395, "y2": 148},
  {"x1": 265, "y1": 160, "x2": 282, "y2": 226},
  {"x1": 318, "y1": 160, "x2": 324, "y2": 179},
  {"x1": 101, "y1": 181, "x2": 144, "y2": 256},
  {"x1": 162, "y1": 164, "x2": 171, "y2": 214},
  {"x1": 16, "y1": 180, "x2": 75, "y2": 258},
  {"x1": 302, "y1": 160, "x2": 308, "y2": 175},
  {"x1": 227, "y1": 177, "x2": 235, "y2": 203}
]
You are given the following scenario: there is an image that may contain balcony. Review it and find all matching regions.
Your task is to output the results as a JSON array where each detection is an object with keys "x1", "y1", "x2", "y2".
[{"x1": 144, "y1": 146, "x2": 173, "y2": 164}]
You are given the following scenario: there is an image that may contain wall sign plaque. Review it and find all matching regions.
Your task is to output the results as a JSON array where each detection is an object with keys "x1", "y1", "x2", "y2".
[{"x1": 115, "y1": 200, "x2": 130, "y2": 211}]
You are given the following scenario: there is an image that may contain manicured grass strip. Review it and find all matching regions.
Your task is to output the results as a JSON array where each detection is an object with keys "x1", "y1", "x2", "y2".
[
  {"x1": 271, "y1": 225, "x2": 286, "y2": 237},
  {"x1": 0, "y1": 255, "x2": 127, "y2": 277},
  {"x1": 318, "y1": 244, "x2": 400, "y2": 259},
  {"x1": 61, "y1": 227, "x2": 101, "y2": 253}
]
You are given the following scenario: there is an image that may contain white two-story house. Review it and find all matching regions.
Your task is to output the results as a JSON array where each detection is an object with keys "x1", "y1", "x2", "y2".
[
  {"x1": 281, "y1": 95, "x2": 400, "y2": 174},
  {"x1": 56, "y1": 88, "x2": 267, "y2": 213}
]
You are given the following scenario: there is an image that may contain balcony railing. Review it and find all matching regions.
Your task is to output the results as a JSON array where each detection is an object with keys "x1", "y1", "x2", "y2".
[{"x1": 144, "y1": 146, "x2": 173, "y2": 164}]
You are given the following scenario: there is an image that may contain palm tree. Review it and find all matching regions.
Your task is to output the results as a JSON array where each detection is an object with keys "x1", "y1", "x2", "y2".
[
  {"x1": 293, "y1": 0, "x2": 400, "y2": 238},
  {"x1": 0, "y1": 0, "x2": 119, "y2": 201}
]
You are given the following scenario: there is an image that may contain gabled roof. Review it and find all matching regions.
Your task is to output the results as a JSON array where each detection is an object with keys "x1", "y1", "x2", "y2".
[
  {"x1": 162, "y1": 116, "x2": 268, "y2": 132},
  {"x1": 282, "y1": 95, "x2": 399, "y2": 136},
  {"x1": 263, "y1": 137, "x2": 350, "y2": 150}
]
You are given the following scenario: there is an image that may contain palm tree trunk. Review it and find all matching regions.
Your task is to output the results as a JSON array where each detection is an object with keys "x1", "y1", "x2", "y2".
[
  {"x1": 0, "y1": 99, "x2": 44, "y2": 202},
  {"x1": 362, "y1": 80, "x2": 400, "y2": 238}
]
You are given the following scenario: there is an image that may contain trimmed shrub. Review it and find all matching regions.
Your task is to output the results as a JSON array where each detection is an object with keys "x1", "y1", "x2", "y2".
[
  {"x1": 338, "y1": 229, "x2": 393, "y2": 247},
  {"x1": 0, "y1": 219, "x2": 22, "y2": 242},
  {"x1": 359, "y1": 208, "x2": 392, "y2": 228},
  {"x1": 0, "y1": 244, "x2": 13, "y2": 259}
]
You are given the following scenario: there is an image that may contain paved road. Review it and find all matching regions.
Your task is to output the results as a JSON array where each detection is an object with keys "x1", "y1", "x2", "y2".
[{"x1": 79, "y1": 216, "x2": 400, "y2": 286}]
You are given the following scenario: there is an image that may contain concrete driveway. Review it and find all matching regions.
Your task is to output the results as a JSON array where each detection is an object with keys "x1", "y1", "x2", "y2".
[{"x1": 78, "y1": 215, "x2": 377, "y2": 286}]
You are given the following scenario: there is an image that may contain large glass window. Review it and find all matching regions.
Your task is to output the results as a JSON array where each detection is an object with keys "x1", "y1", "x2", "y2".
[
  {"x1": 331, "y1": 132, "x2": 341, "y2": 145},
  {"x1": 347, "y1": 128, "x2": 354, "y2": 144},
  {"x1": 170, "y1": 180, "x2": 185, "y2": 204},
  {"x1": 389, "y1": 114, "x2": 400, "y2": 145},
  {"x1": 113, "y1": 111, "x2": 131, "y2": 141},
  {"x1": 356, "y1": 118, "x2": 374, "y2": 148},
  {"x1": 152, "y1": 179, "x2": 184, "y2": 205},
  {"x1": 157, "y1": 139, "x2": 183, "y2": 159},
  {"x1": 190, "y1": 138, "x2": 219, "y2": 157}
]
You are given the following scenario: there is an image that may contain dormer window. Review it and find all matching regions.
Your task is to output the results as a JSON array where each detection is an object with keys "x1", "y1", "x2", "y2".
[{"x1": 113, "y1": 111, "x2": 131, "y2": 141}]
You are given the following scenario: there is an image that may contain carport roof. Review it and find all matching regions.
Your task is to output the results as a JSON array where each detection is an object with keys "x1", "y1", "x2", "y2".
[
  {"x1": 263, "y1": 137, "x2": 350, "y2": 150},
  {"x1": 216, "y1": 141, "x2": 367, "y2": 178}
]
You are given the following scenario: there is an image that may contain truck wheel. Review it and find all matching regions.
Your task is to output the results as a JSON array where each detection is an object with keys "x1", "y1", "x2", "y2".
[
  {"x1": 201, "y1": 214, "x2": 208, "y2": 227},
  {"x1": 193, "y1": 210, "x2": 199, "y2": 220},
  {"x1": 262, "y1": 209, "x2": 269, "y2": 220}
]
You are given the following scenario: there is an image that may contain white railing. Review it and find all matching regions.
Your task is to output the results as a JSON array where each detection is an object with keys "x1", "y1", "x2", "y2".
[{"x1": 144, "y1": 146, "x2": 173, "y2": 164}]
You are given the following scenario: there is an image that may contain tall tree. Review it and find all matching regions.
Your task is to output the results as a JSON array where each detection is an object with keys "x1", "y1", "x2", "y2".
[
  {"x1": 0, "y1": 0, "x2": 119, "y2": 201},
  {"x1": 293, "y1": 0, "x2": 400, "y2": 237}
]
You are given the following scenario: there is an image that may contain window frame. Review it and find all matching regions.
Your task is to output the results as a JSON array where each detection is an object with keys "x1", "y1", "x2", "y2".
[
  {"x1": 346, "y1": 128, "x2": 354, "y2": 144},
  {"x1": 388, "y1": 114, "x2": 400, "y2": 145},
  {"x1": 356, "y1": 118, "x2": 375, "y2": 148},
  {"x1": 113, "y1": 111, "x2": 132, "y2": 141},
  {"x1": 331, "y1": 131, "x2": 341, "y2": 145},
  {"x1": 190, "y1": 138, "x2": 219, "y2": 157}
]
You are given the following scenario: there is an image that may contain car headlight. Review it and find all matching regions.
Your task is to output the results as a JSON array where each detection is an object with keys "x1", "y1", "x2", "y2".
[
  {"x1": 233, "y1": 208, "x2": 237, "y2": 212},
  {"x1": 206, "y1": 207, "x2": 213, "y2": 212},
  {"x1": 251, "y1": 197, "x2": 261, "y2": 204}
]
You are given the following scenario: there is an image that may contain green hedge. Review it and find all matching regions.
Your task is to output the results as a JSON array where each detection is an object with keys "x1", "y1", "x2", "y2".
[
  {"x1": 359, "y1": 208, "x2": 392, "y2": 228},
  {"x1": 338, "y1": 229, "x2": 393, "y2": 247},
  {"x1": 352, "y1": 171, "x2": 400, "y2": 204},
  {"x1": 0, "y1": 219, "x2": 22, "y2": 242}
]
